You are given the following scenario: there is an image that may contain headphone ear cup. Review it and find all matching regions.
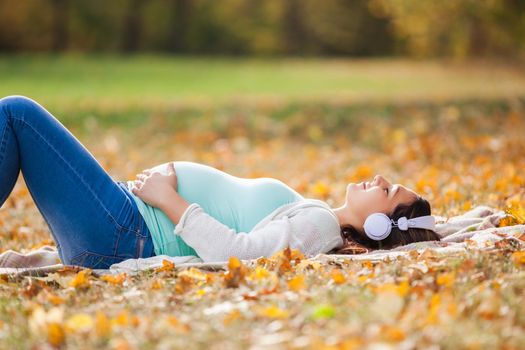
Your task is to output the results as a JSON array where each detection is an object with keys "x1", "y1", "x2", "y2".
[{"x1": 363, "y1": 213, "x2": 392, "y2": 241}]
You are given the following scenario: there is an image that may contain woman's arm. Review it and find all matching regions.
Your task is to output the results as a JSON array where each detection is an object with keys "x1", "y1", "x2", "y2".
[
  {"x1": 158, "y1": 191, "x2": 190, "y2": 224},
  {"x1": 174, "y1": 203, "x2": 298, "y2": 262},
  {"x1": 131, "y1": 162, "x2": 190, "y2": 223}
]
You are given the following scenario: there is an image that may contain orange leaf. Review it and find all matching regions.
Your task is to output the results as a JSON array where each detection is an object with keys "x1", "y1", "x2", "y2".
[
  {"x1": 257, "y1": 305, "x2": 289, "y2": 319},
  {"x1": 287, "y1": 275, "x2": 305, "y2": 291},
  {"x1": 223, "y1": 256, "x2": 248, "y2": 288},
  {"x1": 512, "y1": 251, "x2": 525, "y2": 267},
  {"x1": 100, "y1": 273, "x2": 127, "y2": 285},
  {"x1": 47, "y1": 322, "x2": 65, "y2": 347},
  {"x1": 95, "y1": 311, "x2": 112, "y2": 338},
  {"x1": 69, "y1": 269, "x2": 92, "y2": 289},
  {"x1": 155, "y1": 259, "x2": 176, "y2": 273},
  {"x1": 331, "y1": 269, "x2": 346, "y2": 284}
]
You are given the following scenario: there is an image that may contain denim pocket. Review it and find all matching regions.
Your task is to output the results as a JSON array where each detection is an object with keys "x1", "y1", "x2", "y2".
[{"x1": 69, "y1": 250, "x2": 127, "y2": 269}]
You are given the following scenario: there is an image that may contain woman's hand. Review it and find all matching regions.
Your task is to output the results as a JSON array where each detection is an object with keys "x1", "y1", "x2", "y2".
[{"x1": 131, "y1": 162, "x2": 179, "y2": 208}]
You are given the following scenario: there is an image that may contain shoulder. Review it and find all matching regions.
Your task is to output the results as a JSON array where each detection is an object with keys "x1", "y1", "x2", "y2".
[
  {"x1": 284, "y1": 199, "x2": 344, "y2": 254},
  {"x1": 287, "y1": 198, "x2": 335, "y2": 217},
  {"x1": 287, "y1": 199, "x2": 341, "y2": 236}
]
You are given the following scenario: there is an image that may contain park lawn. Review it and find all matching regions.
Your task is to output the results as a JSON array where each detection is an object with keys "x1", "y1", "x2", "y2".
[
  {"x1": 1, "y1": 54, "x2": 525, "y2": 111},
  {"x1": 0, "y1": 56, "x2": 525, "y2": 348}
]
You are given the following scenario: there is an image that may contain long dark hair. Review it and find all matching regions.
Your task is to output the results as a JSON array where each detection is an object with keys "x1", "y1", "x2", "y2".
[{"x1": 328, "y1": 196, "x2": 441, "y2": 254}]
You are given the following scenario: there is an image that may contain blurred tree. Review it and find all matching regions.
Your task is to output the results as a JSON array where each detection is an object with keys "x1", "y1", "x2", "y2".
[
  {"x1": 369, "y1": 0, "x2": 525, "y2": 59},
  {"x1": 68, "y1": 1, "x2": 124, "y2": 52},
  {"x1": 303, "y1": 0, "x2": 393, "y2": 56},
  {"x1": 167, "y1": 0, "x2": 191, "y2": 52},
  {"x1": 283, "y1": 0, "x2": 308, "y2": 54},
  {"x1": 121, "y1": 0, "x2": 147, "y2": 52},
  {"x1": 51, "y1": 0, "x2": 70, "y2": 52},
  {"x1": 0, "y1": 0, "x2": 53, "y2": 52},
  {"x1": 0, "y1": 0, "x2": 522, "y2": 59}
]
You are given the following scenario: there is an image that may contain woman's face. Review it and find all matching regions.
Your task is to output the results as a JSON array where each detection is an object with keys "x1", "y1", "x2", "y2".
[{"x1": 344, "y1": 174, "x2": 419, "y2": 229}]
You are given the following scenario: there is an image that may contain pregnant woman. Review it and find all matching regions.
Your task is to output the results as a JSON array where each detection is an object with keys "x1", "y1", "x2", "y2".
[{"x1": 0, "y1": 96, "x2": 440, "y2": 269}]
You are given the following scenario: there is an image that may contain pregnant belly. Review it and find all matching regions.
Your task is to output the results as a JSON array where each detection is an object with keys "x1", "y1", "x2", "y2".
[{"x1": 149, "y1": 161, "x2": 304, "y2": 232}]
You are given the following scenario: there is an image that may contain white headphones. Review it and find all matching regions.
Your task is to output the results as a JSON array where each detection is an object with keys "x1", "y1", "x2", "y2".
[{"x1": 363, "y1": 213, "x2": 436, "y2": 241}]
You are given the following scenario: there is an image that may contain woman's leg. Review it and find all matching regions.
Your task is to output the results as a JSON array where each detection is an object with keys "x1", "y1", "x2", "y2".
[{"x1": 0, "y1": 95, "x2": 155, "y2": 268}]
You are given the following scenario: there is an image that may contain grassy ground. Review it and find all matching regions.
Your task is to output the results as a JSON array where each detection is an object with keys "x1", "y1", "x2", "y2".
[
  {"x1": 1, "y1": 56, "x2": 525, "y2": 349},
  {"x1": 1, "y1": 55, "x2": 525, "y2": 110}
]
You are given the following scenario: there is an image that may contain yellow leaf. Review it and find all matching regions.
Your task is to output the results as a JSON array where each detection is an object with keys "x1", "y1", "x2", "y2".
[
  {"x1": 195, "y1": 288, "x2": 206, "y2": 297},
  {"x1": 178, "y1": 267, "x2": 209, "y2": 283},
  {"x1": 392, "y1": 129, "x2": 406, "y2": 144},
  {"x1": 150, "y1": 278, "x2": 165, "y2": 290},
  {"x1": 100, "y1": 273, "x2": 127, "y2": 285},
  {"x1": 175, "y1": 275, "x2": 196, "y2": 294},
  {"x1": 426, "y1": 294, "x2": 441, "y2": 325},
  {"x1": 163, "y1": 315, "x2": 190, "y2": 333},
  {"x1": 69, "y1": 269, "x2": 92, "y2": 289},
  {"x1": 397, "y1": 280, "x2": 410, "y2": 297},
  {"x1": 155, "y1": 259, "x2": 175, "y2": 273},
  {"x1": 113, "y1": 339, "x2": 133, "y2": 350},
  {"x1": 166, "y1": 315, "x2": 179, "y2": 327},
  {"x1": 512, "y1": 251, "x2": 525, "y2": 267},
  {"x1": 436, "y1": 271, "x2": 456, "y2": 288},
  {"x1": 502, "y1": 199, "x2": 525, "y2": 225},
  {"x1": 362, "y1": 260, "x2": 373, "y2": 269},
  {"x1": 65, "y1": 313, "x2": 94, "y2": 333},
  {"x1": 331, "y1": 269, "x2": 346, "y2": 284},
  {"x1": 351, "y1": 165, "x2": 373, "y2": 181},
  {"x1": 358, "y1": 275, "x2": 370, "y2": 283},
  {"x1": 258, "y1": 305, "x2": 289, "y2": 319},
  {"x1": 296, "y1": 259, "x2": 322, "y2": 272},
  {"x1": 47, "y1": 322, "x2": 65, "y2": 347},
  {"x1": 222, "y1": 310, "x2": 242, "y2": 325},
  {"x1": 382, "y1": 325, "x2": 406, "y2": 342},
  {"x1": 375, "y1": 281, "x2": 410, "y2": 297},
  {"x1": 228, "y1": 256, "x2": 241, "y2": 269},
  {"x1": 249, "y1": 266, "x2": 271, "y2": 281},
  {"x1": 46, "y1": 293, "x2": 65, "y2": 305},
  {"x1": 223, "y1": 256, "x2": 248, "y2": 288},
  {"x1": 287, "y1": 275, "x2": 305, "y2": 291},
  {"x1": 95, "y1": 311, "x2": 112, "y2": 338},
  {"x1": 112, "y1": 311, "x2": 129, "y2": 327},
  {"x1": 311, "y1": 181, "x2": 330, "y2": 198}
]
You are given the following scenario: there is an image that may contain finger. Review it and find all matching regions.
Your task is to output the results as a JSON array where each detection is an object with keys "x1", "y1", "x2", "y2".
[{"x1": 136, "y1": 173, "x2": 147, "y2": 180}]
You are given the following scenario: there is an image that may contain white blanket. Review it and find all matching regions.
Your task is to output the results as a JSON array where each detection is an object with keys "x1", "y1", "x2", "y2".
[{"x1": 1, "y1": 205, "x2": 523, "y2": 277}]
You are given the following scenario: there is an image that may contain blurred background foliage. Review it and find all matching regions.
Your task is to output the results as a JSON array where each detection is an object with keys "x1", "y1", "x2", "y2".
[{"x1": 0, "y1": 0, "x2": 524, "y2": 60}]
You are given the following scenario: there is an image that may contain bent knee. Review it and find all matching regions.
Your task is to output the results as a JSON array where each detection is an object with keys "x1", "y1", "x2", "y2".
[{"x1": 0, "y1": 95, "x2": 41, "y2": 118}]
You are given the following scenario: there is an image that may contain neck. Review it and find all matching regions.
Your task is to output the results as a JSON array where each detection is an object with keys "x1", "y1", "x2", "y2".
[{"x1": 331, "y1": 203, "x2": 355, "y2": 227}]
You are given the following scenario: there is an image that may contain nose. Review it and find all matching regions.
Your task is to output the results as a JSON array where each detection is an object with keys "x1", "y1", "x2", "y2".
[{"x1": 374, "y1": 174, "x2": 391, "y2": 186}]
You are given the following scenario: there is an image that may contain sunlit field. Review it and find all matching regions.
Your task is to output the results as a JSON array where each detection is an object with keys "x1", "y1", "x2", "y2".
[
  {"x1": 2, "y1": 55, "x2": 525, "y2": 109},
  {"x1": 1, "y1": 56, "x2": 525, "y2": 349}
]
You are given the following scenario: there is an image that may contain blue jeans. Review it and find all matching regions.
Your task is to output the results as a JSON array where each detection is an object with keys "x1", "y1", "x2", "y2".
[{"x1": 0, "y1": 95, "x2": 156, "y2": 269}]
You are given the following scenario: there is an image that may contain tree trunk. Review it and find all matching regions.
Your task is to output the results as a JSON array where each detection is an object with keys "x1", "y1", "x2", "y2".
[
  {"x1": 51, "y1": 0, "x2": 69, "y2": 52},
  {"x1": 168, "y1": 0, "x2": 191, "y2": 53},
  {"x1": 283, "y1": 0, "x2": 306, "y2": 55},
  {"x1": 121, "y1": 0, "x2": 146, "y2": 53}
]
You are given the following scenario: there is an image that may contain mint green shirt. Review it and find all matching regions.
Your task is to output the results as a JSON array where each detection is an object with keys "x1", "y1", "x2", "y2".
[{"x1": 126, "y1": 161, "x2": 304, "y2": 257}]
